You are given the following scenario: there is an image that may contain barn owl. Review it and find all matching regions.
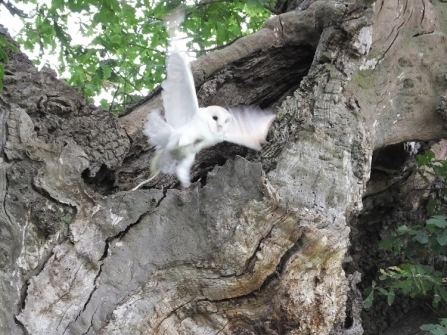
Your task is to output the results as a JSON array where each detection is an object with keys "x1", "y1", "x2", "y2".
[{"x1": 132, "y1": 9, "x2": 275, "y2": 190}]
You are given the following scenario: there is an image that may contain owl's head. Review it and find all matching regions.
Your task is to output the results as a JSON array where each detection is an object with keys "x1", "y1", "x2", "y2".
[{"x1": 203, "y1": 106, "x2": 232, "y2": 134}]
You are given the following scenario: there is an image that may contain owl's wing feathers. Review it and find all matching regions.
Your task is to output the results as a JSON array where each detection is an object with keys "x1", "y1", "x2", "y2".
[
  {"x1": 164, "y1": 7, "x2": 185, "y2": 41},
  {"x1": 161, "y1": 10, "x2": 199, "y2": 129},
  {"x1": 224, "y1": 107, "x2": 275, "y2": 151},
  {"x1": 143, "y1": 110, "x2": 174, "y2": 147},
  {"x1": 161, "y1": 50, "x2": 199, "y2": 129}
]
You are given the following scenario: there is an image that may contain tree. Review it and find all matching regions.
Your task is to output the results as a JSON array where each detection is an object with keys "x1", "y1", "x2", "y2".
[
  {"x1": 1, "y1": 0, "x2": 447, "y2": 334},
  {"x1": 1, "y1": 0, "x2": 272, "y2": 112}
]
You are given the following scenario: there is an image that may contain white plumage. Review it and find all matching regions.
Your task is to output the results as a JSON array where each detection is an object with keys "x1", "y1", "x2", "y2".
[{"x1": 135, "y1": 9, "x2": 275, "y2": 189}]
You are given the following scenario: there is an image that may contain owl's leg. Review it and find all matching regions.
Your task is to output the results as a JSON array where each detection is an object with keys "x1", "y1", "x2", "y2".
[{"x1": 176, "y1": 154, "x2": 195, "y2": 187}]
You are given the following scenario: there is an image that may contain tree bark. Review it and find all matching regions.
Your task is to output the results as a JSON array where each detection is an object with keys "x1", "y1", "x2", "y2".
[{"x1": 1, "y1": 0, "x2": 447, "y2": 334}]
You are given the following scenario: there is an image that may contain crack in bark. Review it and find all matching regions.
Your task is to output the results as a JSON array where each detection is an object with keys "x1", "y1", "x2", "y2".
[
  {"x1": 72, "y1": 263, "x2": 102, "y2": 326},
  {"x1": 2, "y1": 164, "x2": 14, "y2": 225},
  {"x1": 57, "y1": 304, "x2": 75, "y2": 333},
  {"x1": 81, "y1": 304, "x2": 100, "y2": 335},
  {"x1": 206, "y1": 233, "x2": 305, "y2": 304},
  {"x1": 56, "y1": 264, "x2": 84, "y2": 316},
  {"x1": 14, "y1": 316, "x2": 29, "y2": 335},
  {"x1": 17, "y1": 244, "x2": 61, "y2": 320},
  {"x1": 378, "y1": 0, "x2": 384, "y2": 14},
  {"x1": 116, "y1": 211, "x2": 152, "y2": 243},
  {"x1": 243, "y1": 229, "x2": 275, "y2": 274},
  {"x1": 277, "y1": 15, "x2": 286, "y2": 45},
  {"x1": 215, "y1": 321, "x2": 229, "y2": 334},
  {"x1": 155, "y1": 298, "x2": 195, "y2": 332},
  {"x1": 155, "y1": 188, "x2": 167, "y2": 208},
  {"x1": 241, "y1": 208, "x2": 287, "y2": 276},
  {"x1": 412, "y1": 30, "x2": 434, "y2": 37},
  {"x1": 377, "y1": 10, "x2": 411, "y2": 64},
  {"x1": 69, "y1": 193, "x2": 167, "y2": 331},
  {"x1": 256, "y1": 235, "x2": 304, "y2": 292},
  {"x1": 403, "y1": 0, "x2": 408, "y2": 17}
]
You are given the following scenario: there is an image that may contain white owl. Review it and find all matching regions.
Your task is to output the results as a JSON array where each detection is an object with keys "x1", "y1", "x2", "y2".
[{"x1": 133, "y1": 9, "x2": 275, "y2": 190}]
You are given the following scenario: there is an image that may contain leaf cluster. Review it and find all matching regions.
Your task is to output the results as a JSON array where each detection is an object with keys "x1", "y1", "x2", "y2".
[
  {"x1": 417, "y1": 150, "x2": 447, "y2": 185},
  {"x1": 364, "y1": 150, "x2": 447, "y2": 333},
  {"x1": 0, "y1": 32, "x2": 19, "y2": 91},
  {"x1": 421, "y1": 319, "x2": 447, "y2": 335},
  {"x1": 2, "y1": 0, "x2": 274, "y2": 113},
  {"x1": 418, "y1": 150, "x2": 447, "y2": 214}
]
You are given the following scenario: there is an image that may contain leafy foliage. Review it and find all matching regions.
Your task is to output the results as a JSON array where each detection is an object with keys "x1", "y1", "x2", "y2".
[
  {"x1": 364, "y1": 150, "x2": 447, "y2": 333},
  {"x1": 421, "y1": 319, "x2": 447, "y2": 335},
  {"x1": 417, "y1": 150, "x2": 447, "y2": 215},
  {"x1": 1, "y1": 0, "x2": 274, "y2": 112},
  {"x1": 416, "y1": 149, "x2": 447, "y2": 183},
  {"x1": 0, "y1": 32, "x2": 19, "y2": 91},
  {"x1": 364, "y1": 239, "x2": 447, "y2": 309}
]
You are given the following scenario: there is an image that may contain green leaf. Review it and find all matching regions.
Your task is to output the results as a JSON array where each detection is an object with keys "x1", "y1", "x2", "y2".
[
  {"x1": 379, "y1": 236, "x2": 397, "y2": 250},
  {"x1": 0, "y1": 48, "x2": 8, "y2": 63},
  {"x1": 412, "y1": 231, "x2": 429, "y2": 244},
  {"x1": 100, "y1": 98, "x2": 109, "y2": 110},
  {"x1": 397, "y1": 225, "x2": 410, "y2": 233},
  {"x1": 417, "y1": 150, "x2": 435, "y2": 168},
  {"x1": 427, "y1": 215, "x2": 447, "y2": 228},
  {"x1": 436, "y1": 286, "x2": 447, "y2": 303},
  {"x1": 429, "y1": 327, "x2": 446, "y2": 335},
  {"x1": 363, "y1": 289, "x2": 374, "y2": 309},
  {"x1": 427, "y1": 150, "x2": 436, "y2": 161},
  {"x1": 420, "y1": 324, "x2": 436, "y2": 331},
  {"x1": 387, "y1": 289, "x2": 395, "y2": 306},
  {"x1": 437, "y1": 233, "x2": 447, "y2": 246},
  {"x1": 420, "y1": 323, "x2": 447, "y2": 335},
  {"x1": 101, "y1": 65, "x2": 112, "y2": 80}
]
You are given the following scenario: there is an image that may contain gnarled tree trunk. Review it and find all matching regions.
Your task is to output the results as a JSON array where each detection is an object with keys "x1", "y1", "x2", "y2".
[{"x1": 1, "y1": 0, "x2": 447, "y2": 334}]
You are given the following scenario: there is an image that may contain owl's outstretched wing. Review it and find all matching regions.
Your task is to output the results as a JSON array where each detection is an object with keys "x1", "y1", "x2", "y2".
[
  {"x1": 162, "y1": 9, "x2": 199, "y2": 129},
  {"x1": 224, "y1": 107, "x2": 275, "y2": 150}
]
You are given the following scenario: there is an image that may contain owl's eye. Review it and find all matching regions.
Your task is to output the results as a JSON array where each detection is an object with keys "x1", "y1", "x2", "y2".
[{"x1": 212, "y1": 116, "x2": 218, "y2": 121}]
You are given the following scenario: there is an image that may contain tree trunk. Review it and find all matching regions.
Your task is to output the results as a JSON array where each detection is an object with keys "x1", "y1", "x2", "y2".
[{"x1": 1, "y1": 0, "x2": 447, "y2": 334}]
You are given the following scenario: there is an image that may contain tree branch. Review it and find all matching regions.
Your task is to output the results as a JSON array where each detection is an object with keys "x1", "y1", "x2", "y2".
[{"x1": 0, "y1": 0, "x2": 29, "y2": 18}]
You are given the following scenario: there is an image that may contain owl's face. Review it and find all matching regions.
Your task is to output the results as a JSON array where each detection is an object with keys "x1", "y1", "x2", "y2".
[{"x1": 204, "y1": 106, "x2": 232, "y2": 134}]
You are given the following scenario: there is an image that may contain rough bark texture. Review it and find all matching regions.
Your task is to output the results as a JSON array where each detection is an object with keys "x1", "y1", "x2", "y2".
[{"x1": 1, "y1": 0, "x2": 447, "y2": 334}]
